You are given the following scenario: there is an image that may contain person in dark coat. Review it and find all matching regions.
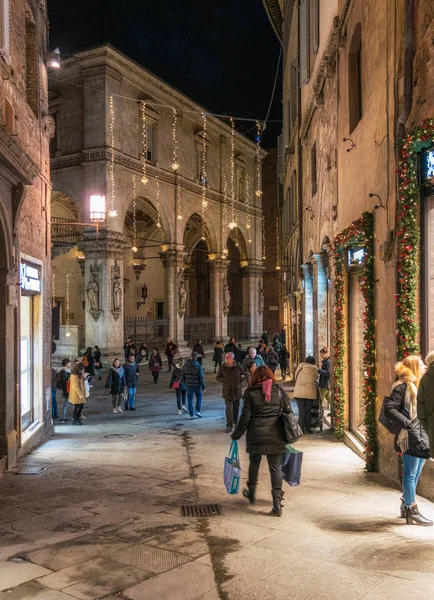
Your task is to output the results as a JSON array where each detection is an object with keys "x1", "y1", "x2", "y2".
[
  {"x1": 256, "y1": 340, "x2": 268, "y2": 362},
  {"x1": 212, "y1": 341, "x2": 225, "y2": 373},
  {"x1": 123, "y1": 337, "x2": 136, "y2": 361},
  {"x1": 224, "y1": 337, "x2": 237, "y2": 354},
  {"x1": 418, "y1": 352, "x2": 434, "y2": 459},
  {"x1": 165, "y1": 338, "x2": 178, "y2": 372},
  {"x1": 149, "y1": 348, "x2": 163, "y2": 383},
  {"x1": 182, "y1": 352, "x2": 206, "y2": 419},
  {"x1": 169, "y1": 358, "x2": 188, "y2": 415},
  {"x1": 124, "y1": 354, "x2": 140, "y2": 410},
  {"x1": 235, "y1": 344, "x2": 246, "y2": 364},
  {"x1": 192, "y1": 339, "x2": 205, "y2": 367},
  {"x1": 232, "y1": 366, "x2": 291, "y2": 517},
  {"x1": 108, "y1": 359, "x2": 127, "y2": 413},
  {"x1": 261, "y1": 331, "x2": 269, "y2": 346},
  {"x1": 216, "y1": 353, "x2": 248, "y2": 432},
  {"x1": 51, "y1": 367, "x2": 58, "y2": 419},
  {"x1": 267, "y1": 346, "x2": 279, "y2": 373},
  {"x1": 83, "y1": 347, "x2": 95, "y2": 382},
  {"x1": 279, "y1": 345, "x2": 289, "y2": 381},
  {"x1": 318, "y1": 347, "x2": 331, "y2": 411},
  {"x1": 94, "y1": 345, "x2": 102, "y2": 380},
  {"x1": 385, "y1": 356, "x2": 432, "y2": 526},
  {"x1": 138, "y1": 342, "x2": 149, "y2": 364}
]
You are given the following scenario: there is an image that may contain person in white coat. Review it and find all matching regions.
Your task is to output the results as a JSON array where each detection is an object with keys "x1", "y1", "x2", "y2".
[{"x1": 293, "y1": 356, "x2": 318, "y2": 434}]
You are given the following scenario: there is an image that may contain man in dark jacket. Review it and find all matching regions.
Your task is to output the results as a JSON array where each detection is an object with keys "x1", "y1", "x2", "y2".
[
  {"x1": 267, "y1": 346, "x2": 279, "y2": 373},
  {"x1": 224, "y1": 337, "x2": 237, "y2": 354},
  {"x1": 216, "y1": 353, "x2": 248, "y2": 432},
  {"x1": 182, "y1": 352, "x2": 206, "y2": 419},
  {"x1": 192, "y1": 340, "x2": 205, "y2": 367},
  {"x1": 318, "y1": 347, "x2": 331, "y2": 412},
  {"x1": 417, "y1": 354, "x2": 434, "y2": 458},
  {"x1": 165, "y1": 338, "x2": 178, "y2": 372},
  {"x1": 58, "y1": 359, "x2": 71, "y2": 423},
  {"x1": 123, "y1": 337, "x2": 136, "y2": 361},
  {"x1": 124, "y1": 354, "x2": 140, "y2": 411},
  {"x1": 262, "y1": 331, "x2": 269, "y2": 346}
]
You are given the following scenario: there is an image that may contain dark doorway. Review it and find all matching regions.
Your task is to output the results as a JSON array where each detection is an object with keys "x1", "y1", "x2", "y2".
[
  {"x1": 189, "y1": 240, "x2": 210, "y2": 316},
  {"x1": 227, "y1": 237, "x2": 242, "y2": 316}
]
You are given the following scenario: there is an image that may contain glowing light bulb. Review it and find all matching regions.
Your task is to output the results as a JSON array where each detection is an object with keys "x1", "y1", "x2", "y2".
[
  {"x1": 65, "y1": 330, "x2": 71, "y2": 338},
  {"x1": 141, "y1": 176, "x2": 148, "y2": 185},
  {"x1": 132, "y1": 245, "x2": 138, "y2": 253},
  {"x1": 108, "y1": 209, "x2": 118, "y2": 218},
  {"x1": 171, "y1": 162, "x2": 180, "y2": 171}
]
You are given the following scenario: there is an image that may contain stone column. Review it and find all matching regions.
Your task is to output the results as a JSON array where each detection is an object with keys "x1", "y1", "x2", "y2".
[
  {"x1": 311, "y1": 253, "x2": 329, "y2": 356},
  {"x1": 160, "y1": 249, "x2": 186, "y2": 349},
  {"x1": 79, "y1": 231, "x2": 127, "y2": 359},
  {"x1": 301, "y1": 263, "x2": 314, "y2": 357},
  {"x1": 243, "y1": 263, "x2": 264, "y2": 341},
  {"x1": 209, "y1": 257, "x2": 229, "y2": 341}
]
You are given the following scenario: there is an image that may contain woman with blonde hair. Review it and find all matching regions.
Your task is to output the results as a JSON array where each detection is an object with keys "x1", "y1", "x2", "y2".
[
  {"x1": 69, "y1": 362, "x2": 87, "y2": 426},
  {"x1": 385, "y1": 355, "x2": 431, "y2": 526}
]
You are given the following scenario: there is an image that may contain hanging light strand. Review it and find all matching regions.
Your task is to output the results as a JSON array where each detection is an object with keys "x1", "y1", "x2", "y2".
[
  {"x1": 65, "y1": 273, "x2": 71, "y2": 338},
  {"x1": 246, "y1": 173, "x2": 252, "y2": 244},
  {"x1": 177, "y1": 177, "x2": 182, "y2": 220},
  {"x1": 108, "y1": 95, "x2": 117, "y2": 217},
  {"x1": 222, "y1": 178, "x2": 228, "y2": 255},
  {"x1": 229, "y1": 117, "x2": 236, "y2": 230},
  {"x1": 156, "y1": 173, "x2": 161, "y2": 229},
  {"x1": 171, "y1": 108, "x2": 180, "y2": 171},
  {"x1": 132, "y1": 174, "x2": 138, "y2": 253},
  {"x1": 141, "y1": 101, "x2": 148, "y2": 185},
  {"x1": 276, "y1": 217, "x2": 281, "y2": 270},
  {"x1": 262, "y1": 217, "x2": 266, "y2": 261},
  {"x1": 201, "y1": 112, "x2": 208, "y2": 241},
  {"x1": 51, "y1": 270, "x2": 56, "y2": 308},
  {"x1": 255, "y1": 120, "x2": 264, "y2": 198}
]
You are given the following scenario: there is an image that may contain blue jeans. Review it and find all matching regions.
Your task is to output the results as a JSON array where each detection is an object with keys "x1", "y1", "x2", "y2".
[
  {"x1": 52, "y1": 389, "x2": 58, "y2": 419},
  {"x1": 127, "y1": 387, "x2": 137, "y2": 408},
  {"x1": 176, "y1": 389, "x2": 187, "y2": 410},
  {"x1": 402, "y1": 453, "x2": 426, "y2": 506},
  {"x1": 187, "y1": 389, "x2": 203, "y2": 417}
]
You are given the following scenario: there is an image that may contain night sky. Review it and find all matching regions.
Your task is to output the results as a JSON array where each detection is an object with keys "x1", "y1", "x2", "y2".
[{"x1": 48, "y1": 0, "x2": 282, "y2": 147}]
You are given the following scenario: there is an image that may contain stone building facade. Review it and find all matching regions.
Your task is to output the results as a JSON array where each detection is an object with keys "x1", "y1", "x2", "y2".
[
  {"x1": 49, "y1": 45, "x2": 265, "y2": 359},
  {"x1": 0, "y1": 0, "x2": 53, "y2": 470},
  {"x1": 264, "y1": 0, "x2": 434, "y2": 497}
]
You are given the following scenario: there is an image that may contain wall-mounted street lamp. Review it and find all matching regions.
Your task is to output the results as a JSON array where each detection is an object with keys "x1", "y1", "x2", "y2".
[
  {"x1": 137, "y1": 283, "x2": 148, "y2": 310},
  {"x1": 46, "y1": 48, "x2": 61, "y2": 69}
]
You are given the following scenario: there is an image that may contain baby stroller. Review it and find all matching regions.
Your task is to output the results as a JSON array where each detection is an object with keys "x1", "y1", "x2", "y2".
[{"x1": 310, "y1": 386, "x2": 324, "y2": 432}]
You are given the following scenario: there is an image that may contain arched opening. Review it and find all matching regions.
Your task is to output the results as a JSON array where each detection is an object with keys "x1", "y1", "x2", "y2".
[{"x1": 189, "y1": 239, "x2": 210, "y2": 317}]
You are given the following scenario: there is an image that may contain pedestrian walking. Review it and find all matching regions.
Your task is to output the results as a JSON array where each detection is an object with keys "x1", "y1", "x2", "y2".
[
  {"x1": 182, "y1": 351, "x2": 206, "y2": 419},
  {"x1": 149, "y1": 348, "x2": 163, "y2": 383},
  {"x1": 279, "y1": 345, "x2": 290, "y2": 381},
  {"x1": 123, "y1": 337, "x2": 136, "y2": 361},
  {"x1": 108, "y1": 359, "x2": 127, "y2": 413},
  {"x1": 256, "y1": 339, "x2": 268, "y2": 362},
  {"x1": 69, "y1": 363, "x2": 86, "y2": 425},
  {"x1": 82, "y1": 347, "x2": 95, "y2": 383},
  {"x1": 212, "y1": 340, "x2": 225, "y2": 373},
  {"x1": 261, "y1": 330, "x2": 269, "y2": 346},
  {"x1": 293, "y1": 356, "x2": 318, "y2": 434},
  {"x1": 231, "y1": 366, "x2": 291, "y2": 516},
  {"x1": 280, "y1": 329, "x2": 286, "y2": 345},
  {"x1": 235, "y1": 344, "x2": 246, "y2": 364},
  {"x1": 169, "y1": 358, "x2": 188, "y2": 415},
  {"x1": 224, "y1": 337, "x2": 237, "y2": 354},
  {"x1": 94, "y1": 345, "x2": 102, "y2": 380},
  {"x1": 272, "y1": 334, "x2": 281, "y2": 355},
  {"x1": 124, "y1": 354, "x2": 140, "y2": 410},
  {"x1": 192, "y1": 339, "x2": 205, "y2": 367},
  {"x1": 57, "y1": 358, "x2": 71, "y2": 423},
  {"x1": 418, "y1": 351, "x2": 434, "y2": 458},
  {"x1": 165, "y1": 337, "x2": 178, "y2": 371},
  {"x1": 216, "y1": 352, "x2": 248, "y2": 432},
  {"x1": 138, "y1": 342, "x2": 149, "y2": 364},
  {"x1": 51, "y1": 366, "x2": 58, "y2": 419},
  {"x1": 267, "y1": 346, "x2": 279, "y2": 373},
  {"x1": 385, "y1": 356, "x2": 432, "y2": 526},
  {"x1": 243, "y1": 347, "x2": 265, "y2": 372},
  {"x1": 318, "y1": 347, "x2": 331, "y2": 412}
]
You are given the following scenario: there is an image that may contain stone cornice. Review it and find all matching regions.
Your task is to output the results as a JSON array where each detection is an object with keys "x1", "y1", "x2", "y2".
[
  {"x1": 0, "y1": 126, "x2": 40, "y2": 185},
  {"x1": 79, "y1": 231, "x2": 127, "y2": 259},
  {"x1": 261, "y1": 0, "x2": 283, "y2": 41},
  {"x1": 81, "y1": 65, "x2": 123, "y2": 83}
]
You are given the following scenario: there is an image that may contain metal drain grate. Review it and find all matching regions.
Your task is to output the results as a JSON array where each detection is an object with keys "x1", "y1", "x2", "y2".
[{"x1": 180, "y1": 504, "x2": 222, "y2": 517}]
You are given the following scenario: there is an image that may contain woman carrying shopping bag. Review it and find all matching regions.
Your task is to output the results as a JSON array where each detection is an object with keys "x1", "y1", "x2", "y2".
[
  {"x1": 231, "y1": 366, "x2": 292, "y2": 517},
  {"x1": 169, "y1": 358, "x2": 188, "y2": 415}
]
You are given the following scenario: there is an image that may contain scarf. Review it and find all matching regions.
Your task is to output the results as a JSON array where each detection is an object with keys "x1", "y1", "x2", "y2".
[
  {"x1": 394, "y1": 380, "x2": 417, "y2": 452},
  {"x1": 112, "y1": 366, "x2": 124, "y2": 378},
  {"x1": 261, "y1": 379, "x2": 273, "y2": 402}
]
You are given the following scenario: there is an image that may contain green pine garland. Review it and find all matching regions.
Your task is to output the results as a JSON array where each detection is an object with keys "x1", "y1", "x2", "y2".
[
  {"x1": 397, "y1": 118, "x2": 434, "y2": 355},
  {"x1": 332, "y1": 213, "x2": 377, "y2": 472}
]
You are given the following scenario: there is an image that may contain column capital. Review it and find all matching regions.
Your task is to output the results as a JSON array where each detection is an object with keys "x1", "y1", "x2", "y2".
[
  {"x1": 159, "y1": 249, "x2": 185, "y2": 269},
  {"x1": 208, "y1": 258, "x2": 229, "y2": 274},
  {"x1": 79, "y1": 230, "x2": 127, "y2": 259},
  {"x1": 241, "y1": 264, "x2": 265, "y2": 277}
]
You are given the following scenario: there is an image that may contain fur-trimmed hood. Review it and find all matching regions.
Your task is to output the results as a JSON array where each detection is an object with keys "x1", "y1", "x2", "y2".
[{"x1": 394, "y1": 362, "x2": 417, "y2": 384}]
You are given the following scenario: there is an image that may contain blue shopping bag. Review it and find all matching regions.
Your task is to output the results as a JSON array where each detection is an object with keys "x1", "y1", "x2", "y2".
[
  {"x1": 281, "y1": 444, "x2": 303, "y2": 486},
  {"x1": 224, "y1": 440, "x2": 241, "y2": 494}
]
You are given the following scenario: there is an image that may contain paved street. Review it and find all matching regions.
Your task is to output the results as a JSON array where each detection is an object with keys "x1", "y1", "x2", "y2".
[{"x1": 1, "y1": 359, "x2": 434, "y2": 600}]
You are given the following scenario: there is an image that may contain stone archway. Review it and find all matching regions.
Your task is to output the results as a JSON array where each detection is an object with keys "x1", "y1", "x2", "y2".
[{"x1": 0, "y1": 215, "x2": 10, "y2": 461}]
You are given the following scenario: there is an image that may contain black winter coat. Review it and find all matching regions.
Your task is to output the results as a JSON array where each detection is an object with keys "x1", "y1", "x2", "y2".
[
  {"x1": 417, "y1": 364, "x2": 434, "y2": 459},
  {"x1": 109, "y1": 368, "x2": 126, "y2": 394},
  {"x1": 279, "y1": 348, "x2": 289, "y2": 368},
  {"x1": 224, "y1": 342, "x2": 237, "y2": 354},
  {"x1": 212, "y1": 344, "x2": 224, "y2": 363},
  {"x1": 182, "y1": 359, "x2": 206, "y2": 390},
  {"x1": 193, "y1": 343, "x2": 205, "y2": 357},
  {"x1": 169, "y1": 366, "x2": 187, "y2": 391},
  {"x1": 318, "y1": 357, "x2": 331, "y2": 389},
  {"x1": 385, "y1": 382, "x2": 430, "y2": 458},
  {"x1": 124, "y1": 361, "x2": 139, "y2": 388},
  {"x1": 232, "y1": 382, "x2": 290, "y2": 455},
  {"x1": 84, "y1": 352, "x2": 95, "y2": 376},
  {"x1": 216, "y1": 363, "x2": 247, "y2": 401}
]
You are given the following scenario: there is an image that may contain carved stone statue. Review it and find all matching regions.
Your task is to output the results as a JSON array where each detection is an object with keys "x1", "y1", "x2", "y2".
[
  {"x1": 179, "y1": 280, "x2": 187, "y2": 316},
  {"x1": 86, "y1": 274, "x2": 99, "y2": 312},
  {"x1": 223, "y1": 284, "x2": 231, "y2": 316},
  {"x1": 111, "y1": 262, "x2": 122, "y2": 321},
  {"x1": 258, "y1": 281, "x2": 264, "y2": 315},
  {"x1": 113, "y1": 278, "x2": 122, "y2": 312}
]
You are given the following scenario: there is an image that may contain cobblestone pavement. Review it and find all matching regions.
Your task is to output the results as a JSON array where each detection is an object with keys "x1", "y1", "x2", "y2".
[{"x1": 1, "y1": 358, "x2": 434, "y2": 599}]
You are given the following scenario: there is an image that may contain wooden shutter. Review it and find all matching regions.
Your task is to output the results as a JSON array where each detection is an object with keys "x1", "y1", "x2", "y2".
[
  {"x1": 312, "y1": 0, "x2": 320, "y2": 54},
  {"x1": 299, "y1": 0, "x2": 310, "y2": 86}
]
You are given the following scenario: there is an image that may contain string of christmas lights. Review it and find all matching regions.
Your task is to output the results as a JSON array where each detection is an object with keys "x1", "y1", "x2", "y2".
[
  {"x1": 245, "y1": 173, "x2": 252, "y2": 244},
  {"x1": 141, "y1": 101, "x2": 148, "y2": 185},
  {"x1": 155, "y1": 172, "x2": 161, "y2": 229},
  {"x1": 229, "y1": 117, "x2": 236, "y2": 230},
  {"x1": 177, "y1": 177, "x2": 183, "y2": 220},
  {"x1": 51, "y1": 270, "x2": 56, "y2": 308},
  {"x1": 65, "y1": 273, "x2": 71, "y2": 338},
  {"x1": 132, "y1": 174, "x2": 138, "y2": 253},
  {"x1": 108, "y1": 96, "x2": 117, "y2": 217},
  {"x1": 171, "y1": 108, "x2": 180, "y2": 171},
  {"x1": 276, "y1": 217, "x2": 281, "y2": 270},
  {"x1": 255, "y1": 121, "x2": 264, "y2": 198},
  {"x1": 262, "y1": 217, "x2": 266, "y2": 261},
  {"x1": 222, "y1": 178, "x2": 228, "y2": 255},
  {"x1": 201, "y1": 112, "x2": 208, "y2": 241}
]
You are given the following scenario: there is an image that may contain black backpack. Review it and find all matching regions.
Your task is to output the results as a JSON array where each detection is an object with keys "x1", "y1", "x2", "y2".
[
  {"x1": 55, "y1": 371, "x2": 63, "y2": 390},
  {"x1": 378, "y1": 396, "x2": 402, "y2": 435}
]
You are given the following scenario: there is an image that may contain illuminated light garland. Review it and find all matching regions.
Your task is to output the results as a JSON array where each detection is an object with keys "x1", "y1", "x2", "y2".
[
  {"x1": 65, "y1": 273, "x2": 71, "y2": 338},
  {"x1": 396, "y1": 118, "x2": 434, "y2": 356},
  {"x1": 155, "y1": 173, "x2": 161, "y2": 229},
  {"x1": 276, "y1": 217, "x2": 281, "y2": 270},
  {"x1": 332, "y1": 212, "x2": 376, "y2": 472},
  {"x1": 140, "y1": 101, "x2": 148, "y2": 185},
  {"x1": 171, "y1": 108, "x2": 180, "y2": 171},
  {"x1": 229, "y1": 117, "x2": 236, "y2": 230},
  {"x1": 177, "y1": 177, "x2": 182, "y2": 220},
  {"x1": 222, "y1": 178, "x2": 228, "y2": 255},
  {"x1": 255, "y1": 120, "x2": 264, "y2": 197},
  {"x1": 245, "y1": 173, "x2": 252, "y2": 244},
  {"x1": 108, "y1": 95, "x2": 117, "y2": 217},
  {"x1": 51, "y1": 269, "x2": 56, "y2": 308},
  {"x1": 262, "y1": 218, "x2": 266, "y2": 261},
  {"x1": 131, "y1": 174, "x2": 138, "y2": 253},
  {"x1": 201, "y1": 112, "x2": 208, "y2": 241}
]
